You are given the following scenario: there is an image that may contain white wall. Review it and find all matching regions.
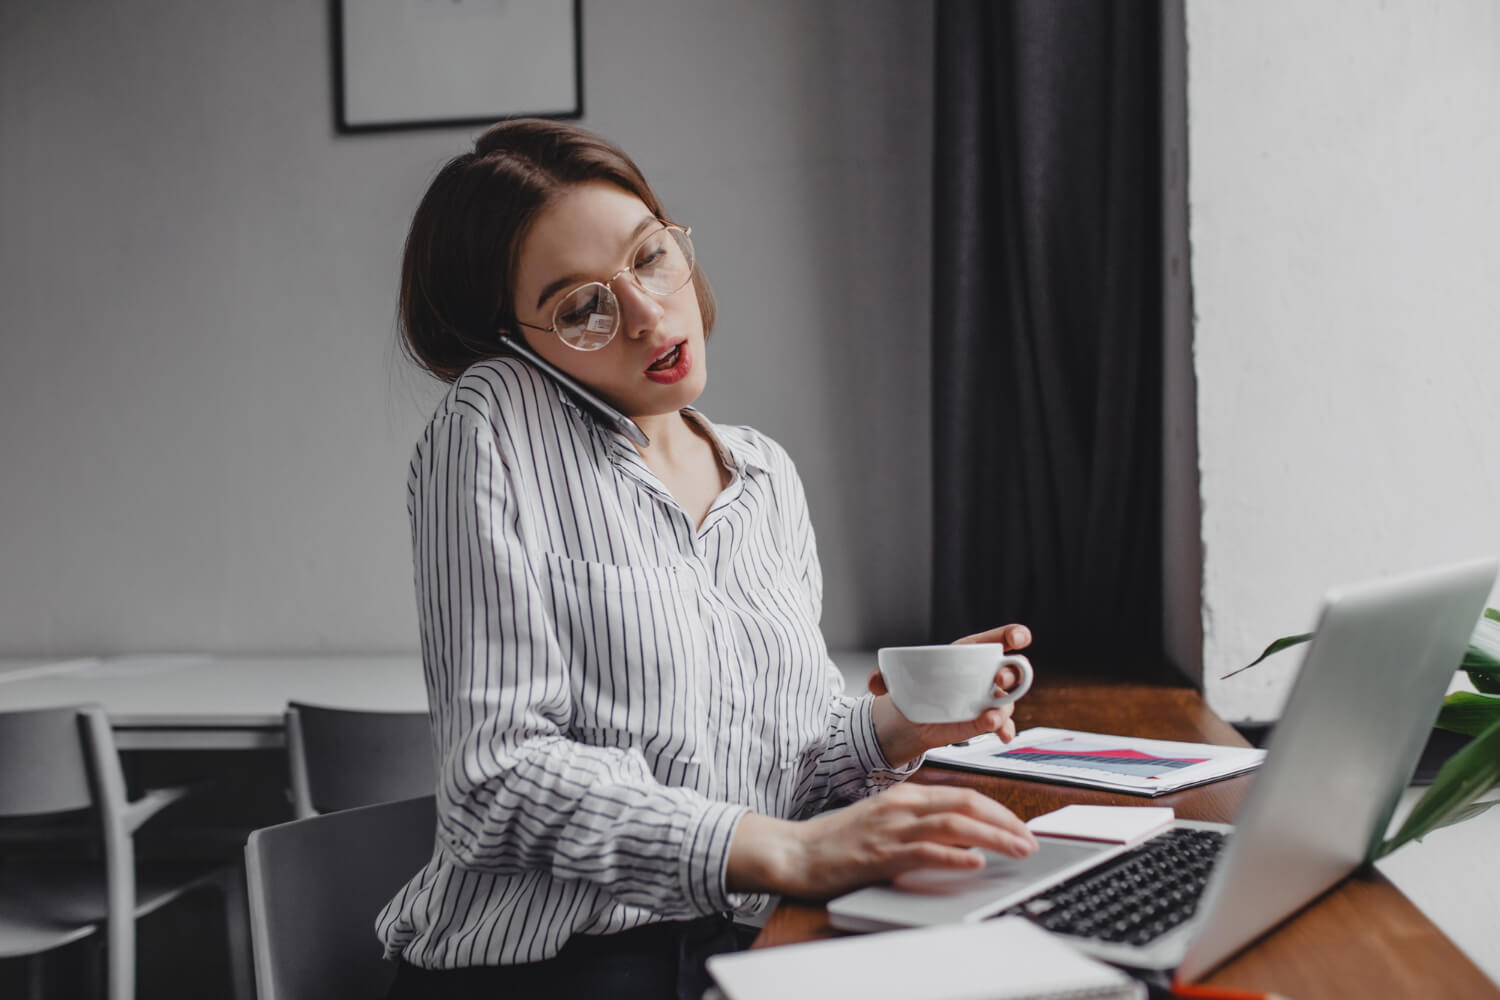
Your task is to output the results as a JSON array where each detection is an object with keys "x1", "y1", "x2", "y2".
[
  {"x1": 0, "y1": 1, "x2": 934, "y2": 657},
  {"x1": 1188, "y1": 0, "x2": 1500, "y2": 722}
]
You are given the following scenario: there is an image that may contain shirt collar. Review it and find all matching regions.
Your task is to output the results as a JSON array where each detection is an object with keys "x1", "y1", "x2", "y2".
[
  {"x1": 561, "y1": 393, "x2": 769, "y2": 477},
  {"x1": 554, "y1": 391, "x2": 587, "y2": 420},
  {"x1": 681, "y1": 407, "x2": 770, "y2": 478}
]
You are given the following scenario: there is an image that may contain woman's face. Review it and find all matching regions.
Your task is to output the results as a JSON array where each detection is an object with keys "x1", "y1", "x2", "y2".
[{"x1": 510, "y1": 181, "x2": 707, "y2": 419}]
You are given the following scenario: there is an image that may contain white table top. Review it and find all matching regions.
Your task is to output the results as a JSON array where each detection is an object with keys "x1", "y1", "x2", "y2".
[
  {"x1": 0, "y1": 657, "x2": 101, "y2": 681},
  {"x1": 0, "y1": 654, "x2": 428, "y2": 749},
  {"x1": 0, "y1": 651, "x2": 876, "y2": 750}
]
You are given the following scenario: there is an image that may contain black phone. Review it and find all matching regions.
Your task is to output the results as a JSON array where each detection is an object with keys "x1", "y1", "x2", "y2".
[{"x1": 497, "y1": 335, "x2": 649, "y2": 448}]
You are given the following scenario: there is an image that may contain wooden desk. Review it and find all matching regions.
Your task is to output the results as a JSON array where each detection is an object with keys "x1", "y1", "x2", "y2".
[
  {"x1": 754, "y1": 674, "x2": 1499, "y2": 999},
  {"x1": 0, "y1": 655, "x2": 426, "y2": 749}
]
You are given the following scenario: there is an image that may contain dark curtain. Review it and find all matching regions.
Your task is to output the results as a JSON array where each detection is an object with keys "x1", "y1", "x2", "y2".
[{"x1": 932, "y1": 1, "x2": 1169, "y2": 676}]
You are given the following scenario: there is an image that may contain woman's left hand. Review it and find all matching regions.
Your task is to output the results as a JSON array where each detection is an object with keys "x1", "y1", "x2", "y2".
[{"x1": 869, "y1": 623, "x2": 1033, "y2": 766}]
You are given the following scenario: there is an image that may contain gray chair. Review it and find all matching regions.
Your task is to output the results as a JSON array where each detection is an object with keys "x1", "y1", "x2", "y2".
[
  {"x1": 245, "y1": 794, "x2": 435, "y2": 1000},
  {"x1": 283, "y1": 702, "x2": 435, "y2": 819},
  {"x1": 0, "y1": 704, "x2": 252, "y2": 1000}
]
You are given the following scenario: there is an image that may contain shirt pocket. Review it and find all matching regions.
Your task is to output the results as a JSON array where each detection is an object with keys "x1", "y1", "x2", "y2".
[{"x1": 539, "y1": 551, "x2": 710, "y2": 784}]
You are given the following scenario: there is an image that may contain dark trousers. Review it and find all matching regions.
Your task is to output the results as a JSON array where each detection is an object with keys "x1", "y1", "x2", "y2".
[{"x1": 387, "y1": 914, "x2": 757, "y2": 1000}]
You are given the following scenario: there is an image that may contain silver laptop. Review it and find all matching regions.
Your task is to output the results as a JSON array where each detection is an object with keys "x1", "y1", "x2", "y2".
[{"x1": 828, "y1": 557, "x2": 1497, "y2": 981}]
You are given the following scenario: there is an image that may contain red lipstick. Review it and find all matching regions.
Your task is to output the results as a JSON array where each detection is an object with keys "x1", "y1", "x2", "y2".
[{"x1": 644, "y1": 341, "x2": 692, "y2": 384}]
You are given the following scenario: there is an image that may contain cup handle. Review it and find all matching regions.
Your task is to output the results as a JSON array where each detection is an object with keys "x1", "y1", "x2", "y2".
[{"x1": 987, "y1": 654, "x2": 1033, "y2": 707}]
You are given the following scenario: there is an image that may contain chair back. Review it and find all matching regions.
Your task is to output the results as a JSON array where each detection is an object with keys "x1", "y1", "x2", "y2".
[
  {"x1": 0, "y1": 706, "x2": 238, "y2": 1000},
  {"x1": 0, "y1": 706, "x2": 97, "y2": 816},
  {"x1": 245, "y1": 794, "x2": 436, "y2": 1000},
  {"x1": 284, "y1": 703, "x2": 435, "y2": 818}
]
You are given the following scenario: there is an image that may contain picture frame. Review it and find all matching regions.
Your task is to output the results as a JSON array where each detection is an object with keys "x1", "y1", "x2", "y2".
[{"x1": 333, "y1": 0, "x2": 582, "y2": 134}]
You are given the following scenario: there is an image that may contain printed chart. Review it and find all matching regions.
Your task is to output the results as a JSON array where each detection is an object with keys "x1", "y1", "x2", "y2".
[
  {"x1": 994, "y1": 736, "x2": 1209, "y2": 781},
  {"x1": 925, "y1": 727, "x2": 1266, "y2": 795}
]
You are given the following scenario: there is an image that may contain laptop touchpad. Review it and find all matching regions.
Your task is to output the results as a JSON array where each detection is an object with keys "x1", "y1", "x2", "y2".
[
  {"x1": 894, "y1": 838, "x2": 1111, "y2": 897},
  {"x1": 828, "y1": 836, "x2": 1123, "y2": 929}
]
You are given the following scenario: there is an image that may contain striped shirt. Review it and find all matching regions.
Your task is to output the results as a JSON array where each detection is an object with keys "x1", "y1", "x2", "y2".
[{"x1": 376, "y1": 357, "x2": 919, "y2": 967}]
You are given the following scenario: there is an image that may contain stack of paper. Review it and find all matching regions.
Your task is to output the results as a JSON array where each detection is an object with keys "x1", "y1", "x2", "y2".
[{"x1": 706, "y1": 916, "x2": 1143, "y2": 1000}]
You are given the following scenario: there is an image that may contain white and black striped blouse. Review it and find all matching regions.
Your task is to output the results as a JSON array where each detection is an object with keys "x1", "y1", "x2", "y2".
[{"x1": 376, "y1": 357, "x2": 919, "y2": 968}]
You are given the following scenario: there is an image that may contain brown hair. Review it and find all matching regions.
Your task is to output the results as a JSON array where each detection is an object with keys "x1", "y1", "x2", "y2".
[{"x1": 398, "y1": 118, "x2": 716, "y2": 382}]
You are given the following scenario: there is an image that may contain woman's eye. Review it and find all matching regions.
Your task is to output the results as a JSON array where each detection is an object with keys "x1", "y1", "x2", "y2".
[
  {"x1": 559, "y1": 293, "x2": 600, "y2": 326},
  {"x1": 635, "y1": 236, "x2": 669, "y2": 271}
]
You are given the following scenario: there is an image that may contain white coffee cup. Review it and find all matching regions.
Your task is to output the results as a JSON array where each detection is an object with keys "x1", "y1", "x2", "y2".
[{"x1": 877, "y1": 645, "x2": 1034, "y2": 724}]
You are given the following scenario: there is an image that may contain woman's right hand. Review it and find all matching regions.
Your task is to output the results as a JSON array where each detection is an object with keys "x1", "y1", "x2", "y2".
[{"x1": 726, "y1": 785, "x2": 1038, "y2": 901}]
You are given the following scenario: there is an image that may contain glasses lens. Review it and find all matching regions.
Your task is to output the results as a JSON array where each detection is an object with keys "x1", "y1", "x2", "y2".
[
  {"x1": 632, "y1": 227, "x2": 695, "y2": 296},
  {"x1": 554, "y1": 283, "x2": 618, "y2": 351}
]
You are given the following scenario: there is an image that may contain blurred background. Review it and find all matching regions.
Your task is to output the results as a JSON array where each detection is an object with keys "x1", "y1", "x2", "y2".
[{"x1": 0, "y1": 0, "x2": 937, "y2": 674}]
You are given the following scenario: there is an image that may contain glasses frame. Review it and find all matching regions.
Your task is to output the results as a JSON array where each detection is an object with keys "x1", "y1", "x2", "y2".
[{"x1": 512, "y1": 222, "x2": 695, "y2": 351}]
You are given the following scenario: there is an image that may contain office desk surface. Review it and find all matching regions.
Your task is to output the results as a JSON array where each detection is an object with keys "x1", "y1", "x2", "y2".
[
  {"x1": 0, "y1": 655, "x2": 427, "y2": 749},
  {"x1": 755, "y1": 673, "x2": 1499, "y2": 1000}
]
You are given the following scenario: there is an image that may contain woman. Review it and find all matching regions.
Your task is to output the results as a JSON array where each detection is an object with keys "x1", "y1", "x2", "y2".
[{"x1": 377, "y1": 118, "x2": 1038, "y2": 1000}]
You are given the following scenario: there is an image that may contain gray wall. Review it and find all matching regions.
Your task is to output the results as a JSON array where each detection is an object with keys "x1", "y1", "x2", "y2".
[{"x1": 0, "y1": 1, "x2": 935, "y2": 656}]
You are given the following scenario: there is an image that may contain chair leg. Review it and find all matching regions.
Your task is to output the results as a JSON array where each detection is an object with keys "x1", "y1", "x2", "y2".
[
  {"x1": 106, "y1": 911, "x2": 134, "y2": 1000},
  {"x1": 221, "y1": 867, "x2": 256, "y2": 1000},
  {"x1": 25, "y1": 954, "x2": 44, "y2": 1000},
  {"x1": 86, "y1": 938, "x2": 106, "y2": 1000}
]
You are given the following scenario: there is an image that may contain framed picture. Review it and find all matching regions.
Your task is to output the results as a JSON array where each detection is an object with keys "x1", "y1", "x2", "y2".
[{"x1": 333, "y1": 0, "x2": 582, "y2": 134}]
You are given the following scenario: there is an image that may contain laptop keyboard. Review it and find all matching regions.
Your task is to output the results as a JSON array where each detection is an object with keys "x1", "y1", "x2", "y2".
[{"x1": 1003, "y1": 828, "x2": 1228, "y2": 947}]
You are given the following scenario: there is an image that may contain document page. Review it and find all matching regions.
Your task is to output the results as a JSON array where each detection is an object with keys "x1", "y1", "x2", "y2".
[
  {"x1": 925, "y1": 727, "x2": 1265, "y2": 796},
  {"x1": 708, "y1": 916, "x2": 1144, "y2": 1000}
]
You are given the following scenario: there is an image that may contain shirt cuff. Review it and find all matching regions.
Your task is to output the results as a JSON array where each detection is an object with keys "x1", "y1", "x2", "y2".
[
  {"x1": 848, "y1": 694, "x2": 925, "y2": 784},
  {"x1": 680, "y1": 799, "x2": 751, "y2": 915}
]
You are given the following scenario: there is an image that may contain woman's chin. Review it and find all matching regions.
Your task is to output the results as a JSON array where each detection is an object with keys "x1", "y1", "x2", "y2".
[{"x1": 639, "y1": 367, "x2": 707, "y2": 414}]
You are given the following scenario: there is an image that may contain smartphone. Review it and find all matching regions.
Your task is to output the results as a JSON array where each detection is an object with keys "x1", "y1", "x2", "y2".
[{"x1": 497, "y1": 335, "x2": 649, "y2": 448}]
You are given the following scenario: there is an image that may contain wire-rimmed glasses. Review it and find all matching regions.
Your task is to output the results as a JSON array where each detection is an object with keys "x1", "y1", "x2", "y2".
[{"x1": 514, "y1": 223, "x2": 696, "y2": 351}]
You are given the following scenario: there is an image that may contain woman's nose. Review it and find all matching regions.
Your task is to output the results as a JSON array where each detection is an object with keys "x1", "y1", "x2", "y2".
[{"x1": 611, "y1": 274, "x2": 664, "y2": 340}]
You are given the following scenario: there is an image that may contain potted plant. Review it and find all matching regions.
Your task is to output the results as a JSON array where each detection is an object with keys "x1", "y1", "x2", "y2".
[{"x1": 1238, "y1": 609, "x2": 1500, "y2": 856}]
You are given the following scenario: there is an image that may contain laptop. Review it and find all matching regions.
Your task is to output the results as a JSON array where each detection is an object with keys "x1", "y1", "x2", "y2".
[{"x1": 828, "y1": 557, "x2": 1497, "y2": 982}]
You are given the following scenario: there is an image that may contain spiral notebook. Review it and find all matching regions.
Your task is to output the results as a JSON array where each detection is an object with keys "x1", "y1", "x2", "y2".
[{"x1": 704, "y1": 916, "x2": 1143, "y2": 1000}]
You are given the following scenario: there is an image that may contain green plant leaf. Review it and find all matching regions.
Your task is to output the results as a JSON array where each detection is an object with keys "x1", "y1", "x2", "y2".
[
  {"x1": 1430, "y1": 798, "x2": 1500, "y2": 830},
  {"x1": 1219, "y1": 633, "x2": 1314, "y2": 680},
  {"x1": 1467, "y1": 668, "x2": 1500, "y2": 694},
  {"x1": 1434, "y1": 691, "x2": 1500, "y2": 737},
  {"x1": 1461, "y1": 613, "x2": 1500, "y2": 692},
  {"x1": 1379, "y1": 715, "x2": 1500, "y2": 857}
]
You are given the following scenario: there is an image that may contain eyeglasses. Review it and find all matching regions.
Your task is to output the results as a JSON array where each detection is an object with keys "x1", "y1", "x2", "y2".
[{"x1": 514, "y1": 223, "x2": 696, "y2": 351}]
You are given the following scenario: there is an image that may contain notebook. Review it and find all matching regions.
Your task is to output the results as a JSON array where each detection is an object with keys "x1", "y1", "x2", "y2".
[
  {"x1": 828, "y1": 557, "x2": 1497, "y2": 982},
  {"x1": 705, "y1": 916, "x2": 1143, "y2": 1000}
]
